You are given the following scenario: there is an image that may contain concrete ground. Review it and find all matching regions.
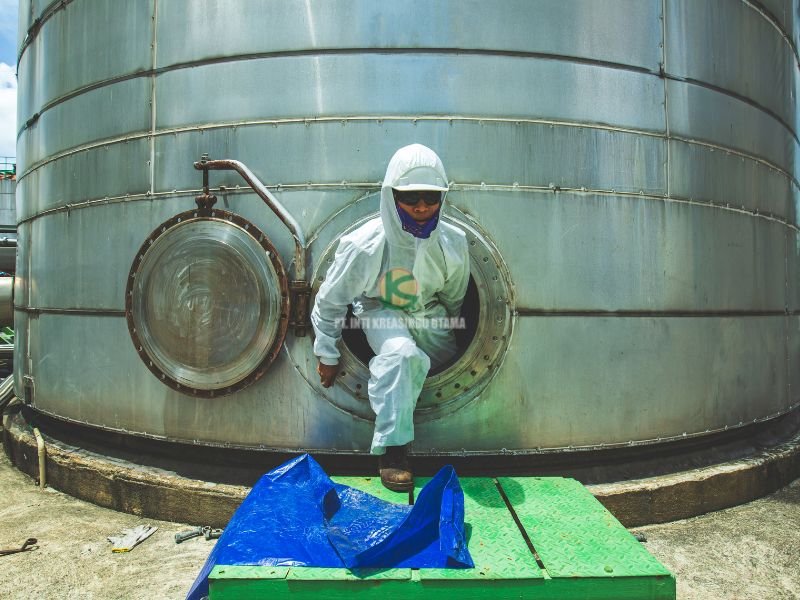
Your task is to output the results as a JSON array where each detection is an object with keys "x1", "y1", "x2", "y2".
[{"x1": 0, "y1": 447, "x2": 798, "y2": 600}]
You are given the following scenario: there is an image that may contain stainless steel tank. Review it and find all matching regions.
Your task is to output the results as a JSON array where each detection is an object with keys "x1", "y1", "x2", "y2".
[
  {"x1": 0, "y1": 169, "x2": 15, "y2": 275},
  {"x1": 0, "y1": 167, "x2": 16, "y2": 324},
  {"x1": 0, "y1": 178, "x2": 14, "y2": 231},
  {"x1": 13, "y1": 0, "x2": 800, "y2": 454}
]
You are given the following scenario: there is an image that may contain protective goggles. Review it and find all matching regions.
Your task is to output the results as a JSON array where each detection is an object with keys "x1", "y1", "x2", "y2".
[{"x1": 392, "y1": 189, "x2": 442, "y2": 206}]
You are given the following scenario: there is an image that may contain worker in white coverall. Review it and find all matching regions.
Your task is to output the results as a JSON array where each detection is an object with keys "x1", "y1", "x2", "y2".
[{"x1": 311, "y1": 144, "x2": 470, "y2": 491}]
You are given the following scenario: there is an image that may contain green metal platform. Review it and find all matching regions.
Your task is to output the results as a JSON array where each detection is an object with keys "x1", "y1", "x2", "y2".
[{"x1": 208, "y1": 476, "x2": 675, "y2": 599}]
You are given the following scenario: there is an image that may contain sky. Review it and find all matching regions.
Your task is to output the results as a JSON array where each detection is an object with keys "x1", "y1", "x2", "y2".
[{"x1": 0, "y1": 0, "x2": 17, "y2": 161}]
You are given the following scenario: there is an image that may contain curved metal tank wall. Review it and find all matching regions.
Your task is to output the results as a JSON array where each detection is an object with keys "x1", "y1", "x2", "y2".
[
  {"x1": 0, "y1": 178, "x2": 14, "y2": 230},
  {"x1": 0, "y1": 176, "x2": 15, "y2": 274},
  {"x1": 13, "y1": 0, "x2": 800, "y2": 454}
]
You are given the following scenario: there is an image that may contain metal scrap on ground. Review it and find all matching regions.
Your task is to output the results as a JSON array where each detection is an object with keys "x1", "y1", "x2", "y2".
[{"x1": 107, "y1": 525, "x2": 158, "y2": 553}]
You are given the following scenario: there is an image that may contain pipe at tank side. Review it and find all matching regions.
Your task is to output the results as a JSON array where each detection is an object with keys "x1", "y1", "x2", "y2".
[
  {"x1": 0, "y1": 277, "x2": 13, "y2": 326},
  {"x1": 193, "y1": 158, "x2": 307, "y2": 282},
  {"x1": 32, "y1": 427, "x2": 46, "y2": 489}
]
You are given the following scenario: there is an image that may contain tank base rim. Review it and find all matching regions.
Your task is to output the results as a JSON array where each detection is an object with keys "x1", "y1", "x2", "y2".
[{"x1": 3, "y1": 402, "x2": 800, "y2": 528}]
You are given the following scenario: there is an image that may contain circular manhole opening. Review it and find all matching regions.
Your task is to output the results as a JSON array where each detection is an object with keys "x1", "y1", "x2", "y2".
[
  {"x1": 312, "y1": 211, "x2": 513, "y2": 421},
  {"x1": 126, "y1": 209, "x2": 289, "y2": 396}
]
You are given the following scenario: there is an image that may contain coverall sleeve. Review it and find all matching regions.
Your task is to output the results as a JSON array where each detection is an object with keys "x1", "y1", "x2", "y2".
[
  {"x1": 438, "y1": 235, "x2": 471, "y2": 319},
  {"x1": 311, "y1": 239, "x2": 371, "y2": 365}
]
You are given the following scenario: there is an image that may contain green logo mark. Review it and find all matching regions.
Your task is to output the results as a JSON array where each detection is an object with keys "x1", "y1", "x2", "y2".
[{"x1": 379, "y1": 268, "x2": 418, "y2": 310}]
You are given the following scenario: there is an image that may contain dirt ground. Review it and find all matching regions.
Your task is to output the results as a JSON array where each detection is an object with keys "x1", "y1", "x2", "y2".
[{"x1": 0, "y1": 447, "x2": 798, "y2": 599}]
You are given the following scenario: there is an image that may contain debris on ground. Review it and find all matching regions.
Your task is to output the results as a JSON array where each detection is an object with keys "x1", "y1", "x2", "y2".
[{"x1": 107, "y1": 525, "x2": 158, "y2": 553}]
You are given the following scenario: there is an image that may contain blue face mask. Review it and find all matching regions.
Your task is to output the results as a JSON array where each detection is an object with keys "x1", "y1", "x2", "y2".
[{"x1": 395, "y1": 204, "x2": 441, "y2": 239}]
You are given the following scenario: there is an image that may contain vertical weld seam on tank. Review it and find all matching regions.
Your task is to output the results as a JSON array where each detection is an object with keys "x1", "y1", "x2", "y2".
[
  {"x1": 785, "y1": 231, "x2": 791, "y2": 405},
  {"x1": 149, "y1": 0, "x2": 159, "y2": 195},
  {"x1": 661, "y1": 0, "x2": 670, "y2": 199}
]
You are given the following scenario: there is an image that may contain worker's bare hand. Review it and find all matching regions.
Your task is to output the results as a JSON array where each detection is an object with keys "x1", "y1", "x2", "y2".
[{"x1": 317, "y1": 361, "x2": 339, "y2": 388}]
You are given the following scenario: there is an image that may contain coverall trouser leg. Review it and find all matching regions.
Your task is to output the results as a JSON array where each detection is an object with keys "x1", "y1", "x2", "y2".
[{"x1": 359, "y1": 308, "x2": 458, "y2": 454}]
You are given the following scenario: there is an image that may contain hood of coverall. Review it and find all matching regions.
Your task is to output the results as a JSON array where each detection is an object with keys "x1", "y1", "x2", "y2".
[{"x1": 380, "y1": 144, "x2": 450, "y2": 249}]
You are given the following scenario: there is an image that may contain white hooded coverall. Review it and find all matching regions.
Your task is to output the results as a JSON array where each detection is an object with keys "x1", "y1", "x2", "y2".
[{"x1": 311, "y1": 144, "x2": 470, "y2": 455}]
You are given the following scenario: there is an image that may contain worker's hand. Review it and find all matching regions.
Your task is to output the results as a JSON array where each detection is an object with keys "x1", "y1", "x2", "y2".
[{"x1": 317, "y1": 361, "x2": 339, "y2": 388}]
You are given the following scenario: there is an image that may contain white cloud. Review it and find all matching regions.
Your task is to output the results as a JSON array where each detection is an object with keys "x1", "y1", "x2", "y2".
[{"x1": 0, "y1": 62, "x2": 16, "y2": 160}]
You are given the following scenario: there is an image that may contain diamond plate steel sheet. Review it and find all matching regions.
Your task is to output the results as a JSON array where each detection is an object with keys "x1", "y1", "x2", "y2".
[
  {"x1": 415, "y1": 477, "x2": 543, "y2": 581},
  {"x1": 499, "y1": 477, "x2": 672, "y2": 579},
  {"x1": 209, "y1": 476, "x2": 674, "y2": 600},
  {"x1": 211, "y1": 565, "x2": 289, "y2": 581},
  {"x1": 286, "y1": 567, "x2": 411, "y2": 581}
]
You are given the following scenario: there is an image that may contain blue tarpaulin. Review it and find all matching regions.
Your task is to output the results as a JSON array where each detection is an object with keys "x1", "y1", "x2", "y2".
[{"x1": 187, "y1": 454, "x2": 473, "y2": 599}]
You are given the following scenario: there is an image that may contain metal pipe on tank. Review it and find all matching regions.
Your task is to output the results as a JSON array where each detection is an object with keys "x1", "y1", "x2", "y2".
[
  {"x1": 32, "y1": 427, "x2": 46, "y2": 489},
  {"x1": 0, "y1": 277, "x2": 13, "y2": 325},
  {"x1": 192, "y1": 158, "x2": 307, "y2": 282}
]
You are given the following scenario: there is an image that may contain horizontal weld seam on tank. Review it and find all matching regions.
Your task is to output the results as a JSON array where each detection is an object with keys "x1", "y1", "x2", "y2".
[
  {"x1": 17, "y1": 116, "x2": 798, "y2": 191},
  {"x1": 664, "y1": 73, "x2": 799, "y2": 145},
  {"x1": 16, "y1": 192, "x2": 154, "y2": 226},
  {"x1": 515, "y1": 309, "x2": 790, "y2": 318},
  {"x1": 21, "y1": 44, "x2": 800, "y2": 146},
  {"x1": 668, "y1": 135, "x2": 799, "y2": 188},
  {"x1": 741, "y1": 0, "x2": 800, "y2": 67},
  {"x1": 14, "y1": 186, "x2": 374, "y2": 226},
  {"x1": 17, "y1": 118, "x2": 798, "y2": 192},
  {"x1": 16, "y1": 116, "x2": 795, "y2": 186},
  {"x1": 16, "y1": 130, "x2": 152, "y2": 181},
  {"x1": 20, "y1": 42, "x2": 800, "y2": 140},
  {"x1": 454, "y1": 184, "x2": 800, "y2": 230},
  {"x1": 15, "y1": 185, "x2": 800, "y2": 233},
  {"x1": 154, "y1": 115, "x2": 666, "y2": 138},
  {"x1": 16, "y1": 111, "x2": 667, "y2": 155},
  {"x1": 657, "y1": 196, "x2": 799, "y2": 231},
  {"x1": 16, "y1": 49, "x2": 660, "y2": 134},
  {"x1": 16, "y1": 0, "x2": 78, "y2": 65},
  {"x1": 16, "y1": 71, "x2": 153, "y2": 142},
  {"x1": 14, "y1": 306, "x2": 126, "y2": 317},
  {"x1": 157, "y1": 47, "x2": 659, "y2": 78},
  {"x1": 15, "y1": 0, "x2": 796, "y2": 77}
]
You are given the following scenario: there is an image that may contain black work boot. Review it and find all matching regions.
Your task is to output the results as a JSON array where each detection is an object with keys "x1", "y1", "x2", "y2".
[{"x1": 379, "y1": 445, "x2": 413, "y2": 492}]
